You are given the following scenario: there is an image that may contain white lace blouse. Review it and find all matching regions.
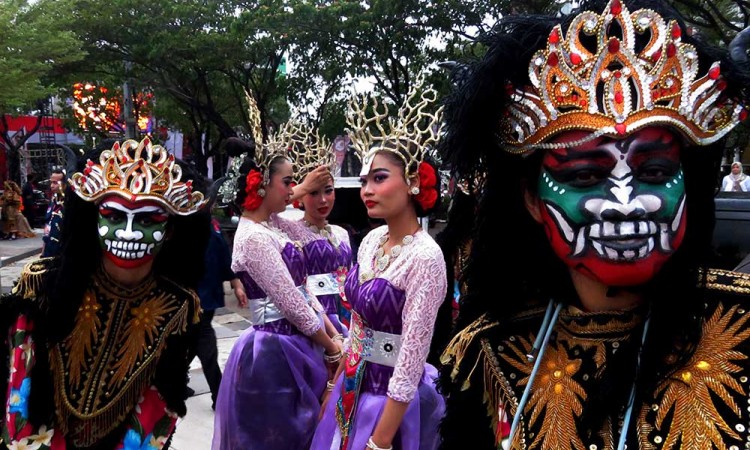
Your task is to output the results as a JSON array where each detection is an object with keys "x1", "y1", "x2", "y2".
[
  {"x1": 357, "y1": 225, "x2": 447, "y2": 402},
  {"x1": 231, "y1": 216, "x2": 324, "y2": 336}
]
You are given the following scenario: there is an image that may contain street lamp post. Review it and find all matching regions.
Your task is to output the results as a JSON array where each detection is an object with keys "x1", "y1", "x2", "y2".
[{"x1": 123, "y1": 60, "x2": 137, "y2": 139}]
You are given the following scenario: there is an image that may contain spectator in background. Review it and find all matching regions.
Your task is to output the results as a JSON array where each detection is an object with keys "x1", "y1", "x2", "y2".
[
  {"x1": 1, "y1": 181, "x2": 35, "y2": 240},
  {"x1": 42, "y1": 169, "x2": 66, "y2": 257},
  {"x1": 192, "y1": 217, "x2": 247, "y2": 409},
  {"x1": 721, "y1": 161, "x2": 750, "y2": 192},
  {"x1": 21, "y1": 173, "x2": 36, "y2": 221}
]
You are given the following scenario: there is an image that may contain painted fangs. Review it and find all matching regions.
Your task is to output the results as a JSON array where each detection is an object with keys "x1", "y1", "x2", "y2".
[
  {"x1": 660, "y1": 223, "x2": 671, "y2": 252},
  {"x1": 546, "y1": 205, "x2": 575, "y2": 242},
  {"x1": 573, "y1": 228, "x2": 586, "y2": 256},
  {"x1": 106, "y1": 239, "x2": 151, "y2": 259}
]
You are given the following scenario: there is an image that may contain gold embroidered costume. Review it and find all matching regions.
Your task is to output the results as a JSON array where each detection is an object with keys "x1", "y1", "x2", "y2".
[
  {"x1": 442, "y1": 269, "x2": 750, "y2": 450},
  {"x1": 2, "y1": 256, "x2": 200, "y2": 448}
]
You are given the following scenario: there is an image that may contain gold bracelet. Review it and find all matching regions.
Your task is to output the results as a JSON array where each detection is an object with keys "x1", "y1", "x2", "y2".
[
  {"x1": 323, "y1": 349, "x2": 343, "y2": 363},
  {"x1": 331, "y1": 333, "x2": 345, "y2": 343},
  {"x1": 326, "y1": 380, "x2": 336, "y2": 391}
]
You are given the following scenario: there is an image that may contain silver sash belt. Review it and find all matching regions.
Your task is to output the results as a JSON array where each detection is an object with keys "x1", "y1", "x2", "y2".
[
  {"x1": 247, "y1": 285, "x2": 312, "y2": 326},
  {"x1": 306, "y1": 273, "x2": 340, "y2": 296},
  {"x1": 350, "y1": 315, "x2": 402, "y2": 367}
]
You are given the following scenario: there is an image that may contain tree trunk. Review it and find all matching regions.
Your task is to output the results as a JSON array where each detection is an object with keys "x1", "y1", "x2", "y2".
[{"x1": 0, "y1": 114, "x2": 43, "y2": 183}]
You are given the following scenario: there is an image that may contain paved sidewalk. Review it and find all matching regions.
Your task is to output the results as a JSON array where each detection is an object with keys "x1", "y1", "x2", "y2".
[
  {"x1": 171, "y1": 291, "x2": 249, "y2": 450},
  {"x1": 0, "y1": 231, "x2": 43, "y2": 293}
]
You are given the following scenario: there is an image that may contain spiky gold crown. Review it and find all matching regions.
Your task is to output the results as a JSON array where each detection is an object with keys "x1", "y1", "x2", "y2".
[
  {"x1": 346, "y1": 76, "x2": 444, "y2": 179},
  {"x1": 245, "y1": 93, "x2": 290, "y2": 184},
  {"x1": 502, "y1": 0, "x2": 747, "y2": 154},
  {"x1": 70, "y1": 138, "x2": 205, "y2": 215},
  {"x1": 277, "y1": 120, "x2": 334, "y2": 184}
]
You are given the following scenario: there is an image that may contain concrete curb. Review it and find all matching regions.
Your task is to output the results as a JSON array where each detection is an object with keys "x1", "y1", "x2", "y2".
[
  {"x1": 0, "y1": 247, "x2": 42, "y2": 268},
  {"x1": 0, "y1": 247, "x2": 42, "y2": 293}
]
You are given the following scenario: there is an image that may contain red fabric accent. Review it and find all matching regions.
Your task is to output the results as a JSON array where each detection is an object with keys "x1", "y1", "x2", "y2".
[
  {"x1": 290, "y1": 182, "x2": 301, "y2": 209},
  {"x1": 242, "y1": 170, "x2": 263, "y2": 211}
]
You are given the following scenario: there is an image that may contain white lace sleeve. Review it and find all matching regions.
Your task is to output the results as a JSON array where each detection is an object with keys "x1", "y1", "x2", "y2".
[
  {"x1": 268, "y1": 213, "x2": 309, "y2": 242},
  {"x1": 387, "y1": 241, "x2": 447, "y2": 402},
  {"x1": 232, "y1": 223, "x2": 322, "y2": 336}
]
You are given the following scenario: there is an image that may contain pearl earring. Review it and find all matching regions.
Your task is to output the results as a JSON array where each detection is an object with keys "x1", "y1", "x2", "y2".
[{"x1": 410, "y1": 187, "x2": 420, "y2": 195}]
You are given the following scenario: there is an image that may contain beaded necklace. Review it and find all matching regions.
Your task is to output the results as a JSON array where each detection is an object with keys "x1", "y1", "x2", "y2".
[
  {"x1": 359, "y1": 228, "x2": 420, "y2": 283},
  {"x1": 304, "y1": 219, "x2": 341, "y2": 248}
]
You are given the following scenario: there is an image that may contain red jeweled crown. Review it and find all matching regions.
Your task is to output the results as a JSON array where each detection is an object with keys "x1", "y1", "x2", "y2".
[
  {"x1": 501, "y1": 0, "x2": 747, "y2": 154},
  {"x1": 70, "y1": 138, "x2": 205, "y2": 215}
]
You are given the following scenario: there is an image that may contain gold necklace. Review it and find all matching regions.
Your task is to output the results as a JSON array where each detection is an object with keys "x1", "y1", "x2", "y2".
[
  {"x1": 359, "y1": 229, "x2": 419, "y2": 283},
  {"x1": 304, "y1": 219, "x2": 340, "y2": 247}
]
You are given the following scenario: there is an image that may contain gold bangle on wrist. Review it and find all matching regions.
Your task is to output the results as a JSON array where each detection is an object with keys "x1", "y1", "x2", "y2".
[
  {"x1": 326, "y1": 380, "x2": 336, "y2": 391},
  {"x1": 323, "y1": 349, "x2": 343, "y2": 364}
]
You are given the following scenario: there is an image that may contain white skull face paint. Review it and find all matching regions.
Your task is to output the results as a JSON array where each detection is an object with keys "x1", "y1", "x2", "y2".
[
  {"x1": 97, "y1": 197, "x2": 169, "y2": 269},
  {"x1": 537, "y1": 127, "x2": 686, "y2": 286}
]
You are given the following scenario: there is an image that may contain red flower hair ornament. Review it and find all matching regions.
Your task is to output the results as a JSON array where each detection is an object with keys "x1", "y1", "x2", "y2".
[
  {"x1": 413, "y1": 161, "x2": 438, "y2": 211},
  {"x1": 243, "y1": 169, "x2": 264, "y2": 211}
]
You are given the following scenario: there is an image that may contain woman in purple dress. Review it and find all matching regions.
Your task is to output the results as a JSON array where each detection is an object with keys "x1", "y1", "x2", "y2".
[
  {"x1": 277, "y1": 129, "x2": 355, "y2": 335},
  {"x1": 312, "y1": 82, "x2": 447, "y2": 450},
  {"x1": 212, "y1": 139, "x2": 344, "y2": 450}
]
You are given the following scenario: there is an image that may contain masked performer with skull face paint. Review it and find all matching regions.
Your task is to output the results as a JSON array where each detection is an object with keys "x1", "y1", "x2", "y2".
[
  {"x1": 0, "y1": 138, "x2": 209, "y2": 450},
  {"x1": 438, "y1": 0, "x2": 750, "y2": 449}
]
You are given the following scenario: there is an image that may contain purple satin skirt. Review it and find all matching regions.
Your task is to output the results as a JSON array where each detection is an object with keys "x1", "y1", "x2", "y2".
[
  {"x1": 311, "y1": 364, "x2": 444, "y2": 450},
  {"x1": 212, "y1": 327, "x2": 327, "y2": 450}
]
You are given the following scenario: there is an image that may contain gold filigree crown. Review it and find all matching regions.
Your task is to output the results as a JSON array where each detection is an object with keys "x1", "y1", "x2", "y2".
[
  {"x1": 346, "y1": 76, "x2": 444, "y2": 178},
  {"x1": 246, "y1": 93, "x2": 285, "y2": 180},
  {"x1": 70, "y1": 138, "x2": 205, "y2": 215},
  {"x1": 269, "y1": 120, "x2": 333, "y2": 184},
  {"x1": 502, "y1": 0, "x2": 747, "y2": 154}
]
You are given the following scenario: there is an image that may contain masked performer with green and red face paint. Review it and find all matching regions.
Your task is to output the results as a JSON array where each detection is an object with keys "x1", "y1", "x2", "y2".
[
  {"x1": 0, "y1": 138, "x2": 209, "y2": 450},
  {"x1": 438, "y1": 0, "x2": 750, "y2": 449}
]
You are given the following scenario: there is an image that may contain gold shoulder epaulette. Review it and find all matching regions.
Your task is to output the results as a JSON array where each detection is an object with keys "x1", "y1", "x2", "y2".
[
  {"x1": 699, "y1": 268, "x2": 750, "y2": 296},
  {"x1": 10, "y1": 257, "x2": 56, "y2": 300},
  {"x1": 159, "y1": 277, "x2": 202, "y2": 327},
  {"x1": 441, "y1": 314, "x2": 499, "y2": 385}
]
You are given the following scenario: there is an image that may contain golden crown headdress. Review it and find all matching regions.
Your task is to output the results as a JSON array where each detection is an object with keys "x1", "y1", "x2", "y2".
[
  {"x1": 346, "y1": 75, "x2": 444, "y2": 179},
  {"x1": 279, "y1": 120, "x2": 334, "y2": 184},
  {"x1": 70, "y1": 138, "x2": 205, "y2": 215},
  {"x1": 502, "y1": 0, "x2": 747, "y2": 154},
  {"x1": 245, "y1": 93, "x2": 290, "y2": 185}
]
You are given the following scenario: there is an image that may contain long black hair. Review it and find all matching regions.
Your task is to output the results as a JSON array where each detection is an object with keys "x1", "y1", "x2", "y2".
[{"x1": 438, "y1": 0, "x2": 750, "y2": 439}]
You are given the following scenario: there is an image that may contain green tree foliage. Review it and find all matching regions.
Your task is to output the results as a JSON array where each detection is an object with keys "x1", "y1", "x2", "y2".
[
  {"x1": 0, "y1": 0, "x2": 84, "y2": 181},
  {"x1": 668, "y1": 0, "x2": 749, "y2": 44}
]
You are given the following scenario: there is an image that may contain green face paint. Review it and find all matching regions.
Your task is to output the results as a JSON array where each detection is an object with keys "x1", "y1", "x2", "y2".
[
  {"x1": 97, "y1": 197, "x2": 169, "y2": 269},
  {"x1": 536, "y1": 127, "x2": 686, "y2": 286}
]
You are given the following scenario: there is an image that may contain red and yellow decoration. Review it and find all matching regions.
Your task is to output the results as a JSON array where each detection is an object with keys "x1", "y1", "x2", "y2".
[{"x1": 502, "y1": 0, "x2": 746, "y2": 153}]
